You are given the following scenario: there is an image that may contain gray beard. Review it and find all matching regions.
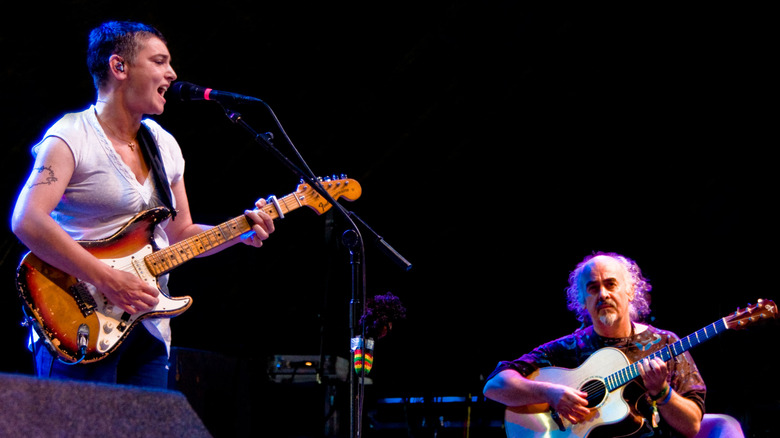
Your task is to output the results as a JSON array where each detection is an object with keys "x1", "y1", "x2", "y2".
[{"x1": 599, "y1": 311, "x2": 618, "y2": 326}]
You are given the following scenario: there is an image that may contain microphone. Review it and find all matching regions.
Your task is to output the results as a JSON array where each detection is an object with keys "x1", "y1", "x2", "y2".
[{"x1": 169, "y1": 81, "x2": 264, "y2": 105}]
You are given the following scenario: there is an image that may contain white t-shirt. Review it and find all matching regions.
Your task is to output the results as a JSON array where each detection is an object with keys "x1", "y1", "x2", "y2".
[{"x1": 33, "y1": 105, "x2": 186, "y2": 353}]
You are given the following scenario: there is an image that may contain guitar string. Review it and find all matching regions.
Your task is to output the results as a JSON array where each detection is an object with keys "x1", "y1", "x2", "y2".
[
  {"x1": 98, "y1": 182, "x2": 347, "y2": 288},
  {"x1": 144, "y1": 184, "x2": 331, "y2": 273},
  {"x1": 583, "y1": 323, "x2": 723, "y2": 399},
  {"x1": 112, "y1": 198, "x2": 288, "y2": 277}
]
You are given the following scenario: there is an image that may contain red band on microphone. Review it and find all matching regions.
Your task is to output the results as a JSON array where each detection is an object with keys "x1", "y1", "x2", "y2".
[{"x1": 204, "y1": 88, "x2": 213, "y2": 100}]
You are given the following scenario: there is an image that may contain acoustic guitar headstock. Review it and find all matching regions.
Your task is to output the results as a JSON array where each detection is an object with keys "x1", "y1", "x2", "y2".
[{"x1": 724, "y1": 299, "x2": 778, "y2": 330}]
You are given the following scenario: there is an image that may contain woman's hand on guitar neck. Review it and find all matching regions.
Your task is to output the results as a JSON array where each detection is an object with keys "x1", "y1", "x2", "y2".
[{"x1": 241, "y1": 198, "x2": 275, "y2": 247}]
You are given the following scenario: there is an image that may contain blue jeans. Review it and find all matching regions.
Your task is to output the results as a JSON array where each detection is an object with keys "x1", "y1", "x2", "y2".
[{"x1": 34, "y1": 327, "x2": 169, "y2": 388}]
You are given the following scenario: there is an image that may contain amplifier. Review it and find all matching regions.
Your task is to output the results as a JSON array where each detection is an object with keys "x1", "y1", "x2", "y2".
[{"x1": 267, "y1": 355, "x2": 350, "y2": 384}]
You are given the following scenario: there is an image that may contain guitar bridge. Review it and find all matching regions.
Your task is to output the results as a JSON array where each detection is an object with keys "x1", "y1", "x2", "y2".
[
  {"x1": 550, "y1": 410, "x2": 566, "y2": 431},
  {"x1": 69, "y1": 282, "x2": 97, "y2": 317}
]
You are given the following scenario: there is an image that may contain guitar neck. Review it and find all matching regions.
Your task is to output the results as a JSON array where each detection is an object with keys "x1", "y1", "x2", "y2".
[
  {"x1": 143, "y1": 191, "x2": 304, "y2": 276},
  {"x1": 605, "y1": 318, "x2": 729, "y2": 391}
]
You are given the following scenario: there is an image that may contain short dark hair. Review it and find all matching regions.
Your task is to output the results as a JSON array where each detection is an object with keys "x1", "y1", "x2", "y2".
[{"x1": 86, "y1": 21, "x2": 166, "y2": 89}]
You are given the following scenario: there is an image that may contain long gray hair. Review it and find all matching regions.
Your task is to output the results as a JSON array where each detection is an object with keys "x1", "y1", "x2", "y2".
[{"x1": 565, "y1": 252, "x2": 652, "y2": 325}]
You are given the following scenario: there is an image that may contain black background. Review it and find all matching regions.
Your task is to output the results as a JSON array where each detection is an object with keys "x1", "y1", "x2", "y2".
[{"x1": 1, "y1": 2, "x2": 777, "y2": 436}]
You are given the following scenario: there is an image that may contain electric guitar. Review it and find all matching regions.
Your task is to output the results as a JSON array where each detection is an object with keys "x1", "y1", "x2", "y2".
[
  {"x1": 16, "y1": 177, "x2": 361, "y2": 364},
  {"x1": 504, "y1": 299, "x2": 777, "y2": 438}
]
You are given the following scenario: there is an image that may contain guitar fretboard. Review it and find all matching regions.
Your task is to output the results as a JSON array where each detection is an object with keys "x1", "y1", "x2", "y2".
[
  {"x1": 143, "y1": 191, "x2": 305, "y2": 276},
  {"x1": 605, "y1": 318, "x2": 728, "y2": 391}
]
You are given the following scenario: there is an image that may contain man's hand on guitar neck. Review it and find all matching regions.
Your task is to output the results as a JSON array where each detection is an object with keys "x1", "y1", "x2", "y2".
[
  {"x1": 638, "y1": 356, "x2": 703, "y2": 437},
  {"x1": 637, "y1": 356, "x2": 669, "y2": 397}
]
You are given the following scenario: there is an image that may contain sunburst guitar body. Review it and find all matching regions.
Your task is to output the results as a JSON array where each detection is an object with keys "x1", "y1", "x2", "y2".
[{"x1": 17, "y1": 177, "x2": 361, "y2": 363}]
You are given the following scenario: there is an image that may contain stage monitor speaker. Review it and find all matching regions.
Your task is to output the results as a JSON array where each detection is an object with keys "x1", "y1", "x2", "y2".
[
  {"x1": 168, "y1": 347, "x2": 259, "y2": 437},
  {"x1": 0, "y1": 372, "x2": 211, "y2": 437},
  {"x1": 169, "y1": 348, "x2": 347, "y2": 437}
]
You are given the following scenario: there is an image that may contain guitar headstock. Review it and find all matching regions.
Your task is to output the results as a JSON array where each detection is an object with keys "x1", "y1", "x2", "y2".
[
  {"x1": 724, "y1": 299, "x2": 778, "y2": 330},
  {"x1": 296, "y1": 176, "x2": 362, "y2": 215}
]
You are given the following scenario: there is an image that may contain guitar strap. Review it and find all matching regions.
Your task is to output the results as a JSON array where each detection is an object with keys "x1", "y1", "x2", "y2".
[{"x1": 137, "y1": 122, "x2": 177, "y2": 220}]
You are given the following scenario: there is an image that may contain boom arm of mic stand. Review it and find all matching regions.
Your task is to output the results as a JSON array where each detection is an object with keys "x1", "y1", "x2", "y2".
[
  {"x1": 222, "y1": 104, "x2": 370, "y2": 438},
  {"x1": 349, "y1": 212, "x2": 412, "y2": 271},
  {"x1": 221, "y1": 106, "x2": 367, "y2": 251},
  {"x1": 221, "y1": 106, "x2": 321, "y2": 192}
]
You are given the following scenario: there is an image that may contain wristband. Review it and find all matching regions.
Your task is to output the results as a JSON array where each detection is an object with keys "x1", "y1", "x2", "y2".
[
  {"x1": 657, "y1": 387, "x2": 673, "y2": 406},
  {"x1": 649, "y1": 384, "x2": 669, "y2": 402}
]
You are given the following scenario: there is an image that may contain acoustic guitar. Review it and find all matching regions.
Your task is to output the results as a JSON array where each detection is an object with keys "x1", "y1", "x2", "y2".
[{"x1": 504, "y1": 299, "x2": 777, "y2": 438}]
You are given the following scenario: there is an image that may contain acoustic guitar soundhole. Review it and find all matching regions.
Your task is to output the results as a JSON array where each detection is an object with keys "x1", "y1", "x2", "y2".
[{"x1": 580, "y1": 379, "x2": 608, "y2": 408}]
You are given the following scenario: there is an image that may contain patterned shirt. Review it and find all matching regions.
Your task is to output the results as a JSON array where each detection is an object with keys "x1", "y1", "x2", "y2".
[{"x1": 489, "y1": 324, "x2": 706, "y2": 437}]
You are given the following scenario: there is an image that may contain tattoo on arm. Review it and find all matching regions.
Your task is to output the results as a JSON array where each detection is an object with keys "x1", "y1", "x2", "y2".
[{"x1": 30, "y1": 165, "x2": 58, "y2": 188}]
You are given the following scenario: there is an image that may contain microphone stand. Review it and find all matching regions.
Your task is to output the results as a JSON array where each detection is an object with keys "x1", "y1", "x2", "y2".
[
  {"x1": 219, "y1": 104, "x2": 410, "y2": 438},
  {"x1": 221, "y1": 106, "x2": 314, "y2": 189}
]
